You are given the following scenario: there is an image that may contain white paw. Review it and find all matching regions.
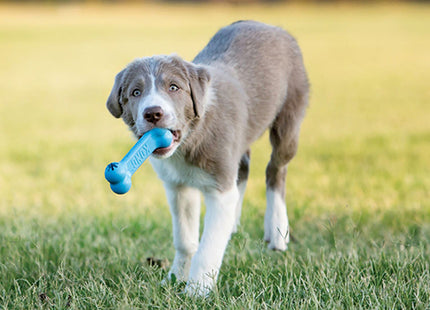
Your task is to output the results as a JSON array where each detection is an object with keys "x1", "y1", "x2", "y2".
[
  {"x1": 268, "y1": 239, "x2": 288, "y2": 251},
  {"x1": 184, "y1": 267, "x2": 218, "y2": 297},
  {"x1": 184, "y1": 277, "x2": 215, "y2": 297},
  {"x1": 161, "y1": 272, "x2": 181, "y2": 287},
  {"x1": 264, "y1": 188, "x2": 290, "y2": 251},
  {"x1": 164, "y1": 252, "x2": 193, "y2": 284},
  {"x1": 266, "y1": 226, "x2": 290, "y2": 251}
]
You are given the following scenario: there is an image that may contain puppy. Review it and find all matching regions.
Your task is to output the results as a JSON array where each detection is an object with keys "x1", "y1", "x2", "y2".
[{"x1": 106, "y1": 20, "x2": 309, "y2": 296}]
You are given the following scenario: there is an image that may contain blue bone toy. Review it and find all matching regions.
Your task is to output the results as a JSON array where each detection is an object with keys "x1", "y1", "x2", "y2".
[{"x1": 105, "y1": 128, "x2": 173, "y2": 195}]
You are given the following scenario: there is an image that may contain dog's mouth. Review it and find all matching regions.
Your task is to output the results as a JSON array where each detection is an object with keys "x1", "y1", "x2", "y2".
[{"x1": 151, "y1": 129, "x2": 181, "y2": 157}]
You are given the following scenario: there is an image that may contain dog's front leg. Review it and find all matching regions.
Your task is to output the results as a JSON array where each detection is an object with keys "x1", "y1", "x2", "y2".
[
  {"x1": 164, "y1": 183, "x2": 201, "y2": 283},
  {"x1": 185, "y1": 185, "x2": 239, "y2": 296}
]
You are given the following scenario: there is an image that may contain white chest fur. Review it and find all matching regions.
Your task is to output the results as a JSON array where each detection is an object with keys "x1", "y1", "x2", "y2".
[{"x1": 149, "y1": 154, "x2": 217, "y2": 191}]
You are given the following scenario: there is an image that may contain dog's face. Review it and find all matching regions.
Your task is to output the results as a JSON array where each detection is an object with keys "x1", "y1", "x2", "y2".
[{"x1": 106, "y1": 55, "x2": 210, "y2": 158}]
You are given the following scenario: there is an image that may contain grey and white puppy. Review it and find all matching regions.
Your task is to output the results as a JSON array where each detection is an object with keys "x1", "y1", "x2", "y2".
[{"x1": 106, "y1": 20, "x2": 309, "y2": 296}]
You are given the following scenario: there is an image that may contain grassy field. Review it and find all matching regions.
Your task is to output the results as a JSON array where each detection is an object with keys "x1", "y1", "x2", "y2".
[{"x1": 1, "y1": 2, "x2": 429, "y2": 309}]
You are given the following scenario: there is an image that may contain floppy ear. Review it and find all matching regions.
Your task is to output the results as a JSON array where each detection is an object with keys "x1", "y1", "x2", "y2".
[
  {"x1": 187, "y1": 64, "x2": 210, "y2": 118},
  {"x1": 106, "y1": 69, "x2": 126, "y2": 118}
]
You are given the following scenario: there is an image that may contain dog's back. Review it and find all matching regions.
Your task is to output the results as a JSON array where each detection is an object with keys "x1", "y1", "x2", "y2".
[{"x1": 194, "y1": 20, "x2": 309, "y2": 145}]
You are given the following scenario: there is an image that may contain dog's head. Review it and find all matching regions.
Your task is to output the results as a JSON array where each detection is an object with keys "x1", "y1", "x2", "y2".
[{"x1": 106, "y1": 55, "x2": 211, "y2": 158}]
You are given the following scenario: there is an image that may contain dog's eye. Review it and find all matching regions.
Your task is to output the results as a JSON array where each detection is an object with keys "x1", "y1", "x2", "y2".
[
  {"x1": 169, "y1": 84, "x2": 179, "y2": 92},
  {"x1": 132, "y1": 89, "x2": 141, "y2": 97}
]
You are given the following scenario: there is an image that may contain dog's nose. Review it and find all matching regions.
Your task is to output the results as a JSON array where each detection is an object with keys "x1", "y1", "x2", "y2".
[{"x1": 143, "y1": 106, "x2": 164, "y2": 124}]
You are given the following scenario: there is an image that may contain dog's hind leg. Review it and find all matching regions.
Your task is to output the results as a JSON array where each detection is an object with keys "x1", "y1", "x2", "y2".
[
  {"x1": 233, "y1": 150, "x2": 250, "y2": 233},
  {"x1": 265, "y1": 153, "x2": 291, "y2": 251},
  {"x1": 264, "y1": 84, "x2": 308, "y2": 251}
]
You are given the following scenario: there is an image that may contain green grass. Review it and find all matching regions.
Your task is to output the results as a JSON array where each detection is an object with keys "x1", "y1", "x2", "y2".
[{"x1": 1, "y1": 2, "x2": 429, "y2": 309}]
